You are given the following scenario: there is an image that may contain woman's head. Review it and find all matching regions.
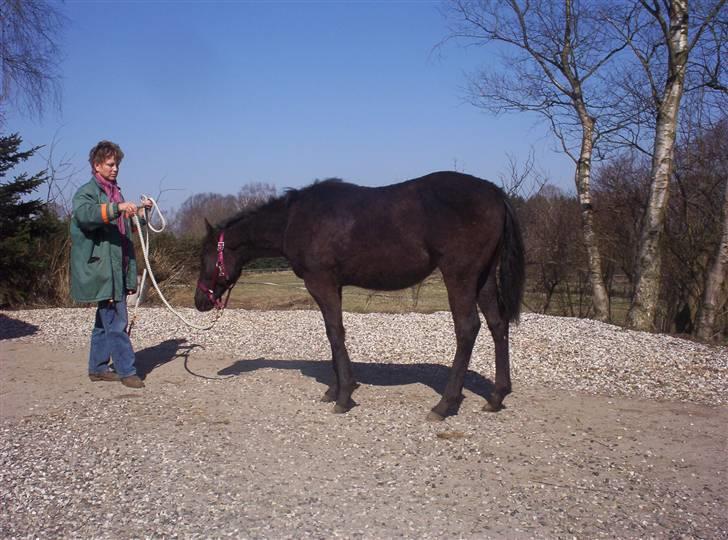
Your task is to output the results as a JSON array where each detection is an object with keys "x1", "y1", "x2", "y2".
[{"x1": 89, "y1": 140, "x2": 124, "y2": 182}]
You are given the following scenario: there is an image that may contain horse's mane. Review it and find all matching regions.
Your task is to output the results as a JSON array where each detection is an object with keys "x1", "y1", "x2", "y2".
[
  {"x1": 218, "y1": 196, "x2": 285, "y2": 230},
  {"x1": 218, "y1": 178, "x2": 347, "y2": 230}
]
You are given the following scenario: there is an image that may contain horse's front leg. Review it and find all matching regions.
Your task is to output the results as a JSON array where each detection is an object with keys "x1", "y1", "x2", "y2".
[
  {"x1": 321, "y1": 383, "x2": 338, "y2": 403},
  {"x1": 305, "y1": 276, "x2": 358, "y2": 413},
  {"x1": 321, "y1": 379, "x2": 360, "y2": 403}
]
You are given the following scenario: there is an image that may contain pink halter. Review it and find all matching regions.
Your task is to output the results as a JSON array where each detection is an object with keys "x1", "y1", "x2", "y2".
[{"x1": 197, "y1": 231, "x2": 233, "y2": 309}]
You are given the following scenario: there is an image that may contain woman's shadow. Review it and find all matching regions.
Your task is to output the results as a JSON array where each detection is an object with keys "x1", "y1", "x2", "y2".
[
  {"x1": 217, "y1": 357, "x2": 496, "y2": 414},
  {"x1": 135, "y1": 338, "x2": 195, "y2": 379}
]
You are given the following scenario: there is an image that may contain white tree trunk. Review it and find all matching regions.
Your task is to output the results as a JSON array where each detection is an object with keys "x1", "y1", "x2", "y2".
[
  {"x1": 696, "y1": 177, "x2": 728, "y2": 340},
  {"x1": 562, "y1": 0, "x2": 610, "y2": 322},
  {"x1": 575, "y1": 114, "x2": 611, "y2": 321},
  {"x1": 627, "y1": 0, "x2": 690, "y2": 331}
]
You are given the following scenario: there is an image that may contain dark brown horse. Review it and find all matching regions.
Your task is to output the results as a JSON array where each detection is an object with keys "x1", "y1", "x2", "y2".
[{"x1": 195, "y1": 171, "x2": 525, "y2": 420}]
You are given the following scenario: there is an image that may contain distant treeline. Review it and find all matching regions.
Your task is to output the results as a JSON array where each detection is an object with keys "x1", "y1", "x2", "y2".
[{"x1": 2, "y1": 123, "x2": 727, "y2": 341}]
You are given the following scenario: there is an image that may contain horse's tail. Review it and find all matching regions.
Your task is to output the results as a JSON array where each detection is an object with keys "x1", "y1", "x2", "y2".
[{"x1": 498, "y1": 196, "x2": 525, "y2": 322}]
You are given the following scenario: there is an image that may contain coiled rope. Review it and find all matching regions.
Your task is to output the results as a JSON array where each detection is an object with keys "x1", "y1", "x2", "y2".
[{"x1": 128, "y1": 195, "x2": 224, "y2": 334}]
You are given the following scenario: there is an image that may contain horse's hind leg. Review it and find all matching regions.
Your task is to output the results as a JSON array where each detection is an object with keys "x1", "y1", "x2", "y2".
[
  {"x1": 478, "y1": 267, "x2": 511, "y2": 412},
  {"x1": 304, "y1": 275, "x2": 358, "y2": 413},
  {"x1": 428, "y1": 271, "x2": 481, "y2": 421}
]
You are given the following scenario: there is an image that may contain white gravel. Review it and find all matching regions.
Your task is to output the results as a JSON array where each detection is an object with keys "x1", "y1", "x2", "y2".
[
  {"x1": 1, "y1": 308, "x2": 727, "y2": 539},
  {"x1": 2, "y1": 307, "x2": 726, "y2": 405}
]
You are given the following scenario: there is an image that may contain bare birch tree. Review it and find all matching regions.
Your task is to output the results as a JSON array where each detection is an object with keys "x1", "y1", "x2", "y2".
[
  {"x1": 497, "y1": 149, "x2": 547, "y2": 199},
  {"x1": 444, "y1": 0, "x2": 634, "y2": 321},
  {"x1": 692, "y1": 16, "x2": 728, "y2": 339},
  {"x1": 617, "y1": 0, "x2": 726, "y2": 330},
  {"x1": 692, "y1": 7, "x2": 728, "y2": 340},
  {"x1": 0, "y1": 0, "x2": 64, "y2": 120},
  {"x1": 696, "y1": 169, "x2": 728, "y2": 340}
]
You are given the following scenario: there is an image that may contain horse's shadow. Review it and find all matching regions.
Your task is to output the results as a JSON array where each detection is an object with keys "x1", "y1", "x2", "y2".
[
  {"x1": 135, "y1": 338, "x2": 194, "y2": 379},
  {"x1": 218, "y1": 357, "x2": 496, "y2": 409}
]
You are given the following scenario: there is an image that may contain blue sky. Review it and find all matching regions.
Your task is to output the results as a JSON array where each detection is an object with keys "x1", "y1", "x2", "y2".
[{"x1": 6, "y1": 0, "x2": 574, "y2": 211}]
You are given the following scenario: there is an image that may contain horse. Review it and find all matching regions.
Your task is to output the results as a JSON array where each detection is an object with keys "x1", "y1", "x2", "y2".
[{"x1": 195, "y1": 171, "x2": 525, "y2": 421}]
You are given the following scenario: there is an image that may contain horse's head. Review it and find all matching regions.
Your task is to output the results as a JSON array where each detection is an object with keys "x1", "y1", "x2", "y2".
[{"x1": 194, "y1": 219, "x2": 240, "y2": 312}]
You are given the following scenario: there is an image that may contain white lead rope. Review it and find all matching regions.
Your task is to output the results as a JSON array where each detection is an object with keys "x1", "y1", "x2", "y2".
[{"x1": 129, "y1": 195, "x2": 223, "y2": 333}]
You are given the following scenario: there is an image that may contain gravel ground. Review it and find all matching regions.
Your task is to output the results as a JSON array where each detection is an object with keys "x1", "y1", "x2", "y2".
[
  {"x1": 1, "y1": 308, "x2": 727, "y2": 539},
  {"x1": 3, "y1": 308, "x2": 726, "y2": 406}
]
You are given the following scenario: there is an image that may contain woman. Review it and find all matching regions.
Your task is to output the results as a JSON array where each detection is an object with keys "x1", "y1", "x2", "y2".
[{"x1": 70, "y1": 140, "x2": 152, "y2": 388}]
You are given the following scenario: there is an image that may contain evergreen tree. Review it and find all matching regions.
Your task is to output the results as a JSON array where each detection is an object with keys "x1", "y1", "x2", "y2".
[{"x1": 0, "y1": 133, "x2": 59, "y2": 305}]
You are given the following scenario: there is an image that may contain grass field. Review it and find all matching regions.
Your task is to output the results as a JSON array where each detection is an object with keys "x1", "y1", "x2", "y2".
[
  {"x1": 164, "y1": 269, "x2": 631, "y2": 322},
  {"x1": 167, "y1": 270, "x2": 451, "y2": 313}
]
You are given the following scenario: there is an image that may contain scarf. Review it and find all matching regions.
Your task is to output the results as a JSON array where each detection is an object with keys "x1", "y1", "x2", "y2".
[
  {"x1": 94, "y1": 173, "x2": 130, "y2": 277},
  {"x1": 94, "y1": 173, "x2": 126, "y2": 235}
]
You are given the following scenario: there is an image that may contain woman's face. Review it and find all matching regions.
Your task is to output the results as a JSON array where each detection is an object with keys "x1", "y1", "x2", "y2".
[{"x1": 94, "y1": 156, "x2": 119, "y2": 182}]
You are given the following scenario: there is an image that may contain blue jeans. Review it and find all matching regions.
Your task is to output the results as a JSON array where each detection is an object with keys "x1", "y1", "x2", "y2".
[{"x1": 89, "y1": 297, "x2": 136, "y2": 378}]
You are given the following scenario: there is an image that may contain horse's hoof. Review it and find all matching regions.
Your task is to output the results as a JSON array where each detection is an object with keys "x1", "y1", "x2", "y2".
[
  {"x1": 321, "y1": 385, "x2": 338, "y2": 402},
  {"x1": 482, "y1": 402, "x2": 503, "y2": 413},
  {"x1": 426, "y1": 410, "x2": 445, "y2": 422},
  {"x1": 332, "y1": 403, "x2": 349, "y2": 414}
]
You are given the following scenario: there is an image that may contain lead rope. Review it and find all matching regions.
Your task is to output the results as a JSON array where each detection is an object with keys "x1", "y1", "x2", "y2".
[{"x1": 128, "y1": 195, "x2": 224, "y2": 335}]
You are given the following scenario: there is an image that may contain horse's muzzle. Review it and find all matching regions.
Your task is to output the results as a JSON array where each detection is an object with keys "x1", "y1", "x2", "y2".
[{"x1": 194, "y1": 286, "x2": 216, "y2": 312}]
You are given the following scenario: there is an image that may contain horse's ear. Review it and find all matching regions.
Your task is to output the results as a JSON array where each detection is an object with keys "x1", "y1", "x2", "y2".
[{"x1": 204, "y1": 218, "x2": 214, "y2": 236}]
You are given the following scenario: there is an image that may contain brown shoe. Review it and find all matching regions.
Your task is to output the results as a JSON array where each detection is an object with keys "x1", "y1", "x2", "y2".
[
  {"x1": 89, "y1": 371, "x2": 121, "y2": 382},
  {"x1": 121, "y1": 375, "x2": 145, "y2": 389}
]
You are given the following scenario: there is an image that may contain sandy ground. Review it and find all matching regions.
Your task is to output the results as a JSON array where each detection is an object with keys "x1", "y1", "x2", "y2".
[{"x1": 1, "y1": 336, "x2": 727, "y2": 539}]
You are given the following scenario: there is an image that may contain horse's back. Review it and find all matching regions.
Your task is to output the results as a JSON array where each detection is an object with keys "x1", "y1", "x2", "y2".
[
  {"x1": 290, "y1": 171, "x2": 503, "y2": 216},
  {"x1": 416, "y1": 171, "x2": 507, "y2": 248},
  {"x1": 283, "y1": 172, "x2": 507, "y2": 288}
]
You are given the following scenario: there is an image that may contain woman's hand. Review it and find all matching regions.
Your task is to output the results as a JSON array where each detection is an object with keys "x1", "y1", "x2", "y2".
[
  {"x1": 137, "y1": 198, "x2": 153, "y2": 216},
  {"x1": 118, "y1": 202, "x2": 137, "y2": 217},
  {"x1": 118, "y1": 200, "x2": 152, "y2": 218}
]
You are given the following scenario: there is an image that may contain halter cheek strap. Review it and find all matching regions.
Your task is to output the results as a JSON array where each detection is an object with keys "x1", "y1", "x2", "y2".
[
  {"x1": 216, "y1": 231, "x2": 227, "y2": 279},
  {"x1": 197, "y1": 231, "x2": 233, "y2": 309}
]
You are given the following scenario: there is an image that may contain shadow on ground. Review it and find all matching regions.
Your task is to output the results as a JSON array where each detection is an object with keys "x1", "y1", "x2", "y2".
[
  {"x1": 136, "y1": 339, "x2": 194, "y2": 379},
  {"x1": 218, "y1": 357, "x2": 496, "y2": 408},
  {"x1": 0, "y1": 314, "x2": 40, "y2": 340}
]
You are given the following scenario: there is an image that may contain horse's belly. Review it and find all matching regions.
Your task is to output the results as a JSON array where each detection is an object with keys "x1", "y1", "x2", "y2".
[{"x1": 339, "y1": 248, "x2": 435, "y2": 291}]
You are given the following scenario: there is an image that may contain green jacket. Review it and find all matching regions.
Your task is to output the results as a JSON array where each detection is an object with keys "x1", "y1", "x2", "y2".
[{"x1": 70, "y1": 178, "x2": 142, "y2": 303}]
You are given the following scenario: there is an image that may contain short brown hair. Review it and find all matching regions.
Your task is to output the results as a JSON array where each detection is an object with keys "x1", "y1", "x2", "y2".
[{"x1": 89, "y1": 140, "x2": 124, "y2": 170}]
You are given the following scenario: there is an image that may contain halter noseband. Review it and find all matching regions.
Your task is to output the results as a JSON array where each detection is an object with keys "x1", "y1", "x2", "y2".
[{"x1": 197, "y1": 230, "x2": 233, "y2": 309}]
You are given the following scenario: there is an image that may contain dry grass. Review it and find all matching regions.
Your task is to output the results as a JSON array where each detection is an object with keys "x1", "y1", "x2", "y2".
[
  {"x1": 165, "y1": 269, "x2": 630, "y2": 322},
  {"x1": 166, "y1": 270, "x2": 451, "y2": 313}
]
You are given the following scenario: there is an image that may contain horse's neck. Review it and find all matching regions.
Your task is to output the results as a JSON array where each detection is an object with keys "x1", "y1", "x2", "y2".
[{"x1": 229, "y1": 200, "x2": 287, "y2": 256}]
